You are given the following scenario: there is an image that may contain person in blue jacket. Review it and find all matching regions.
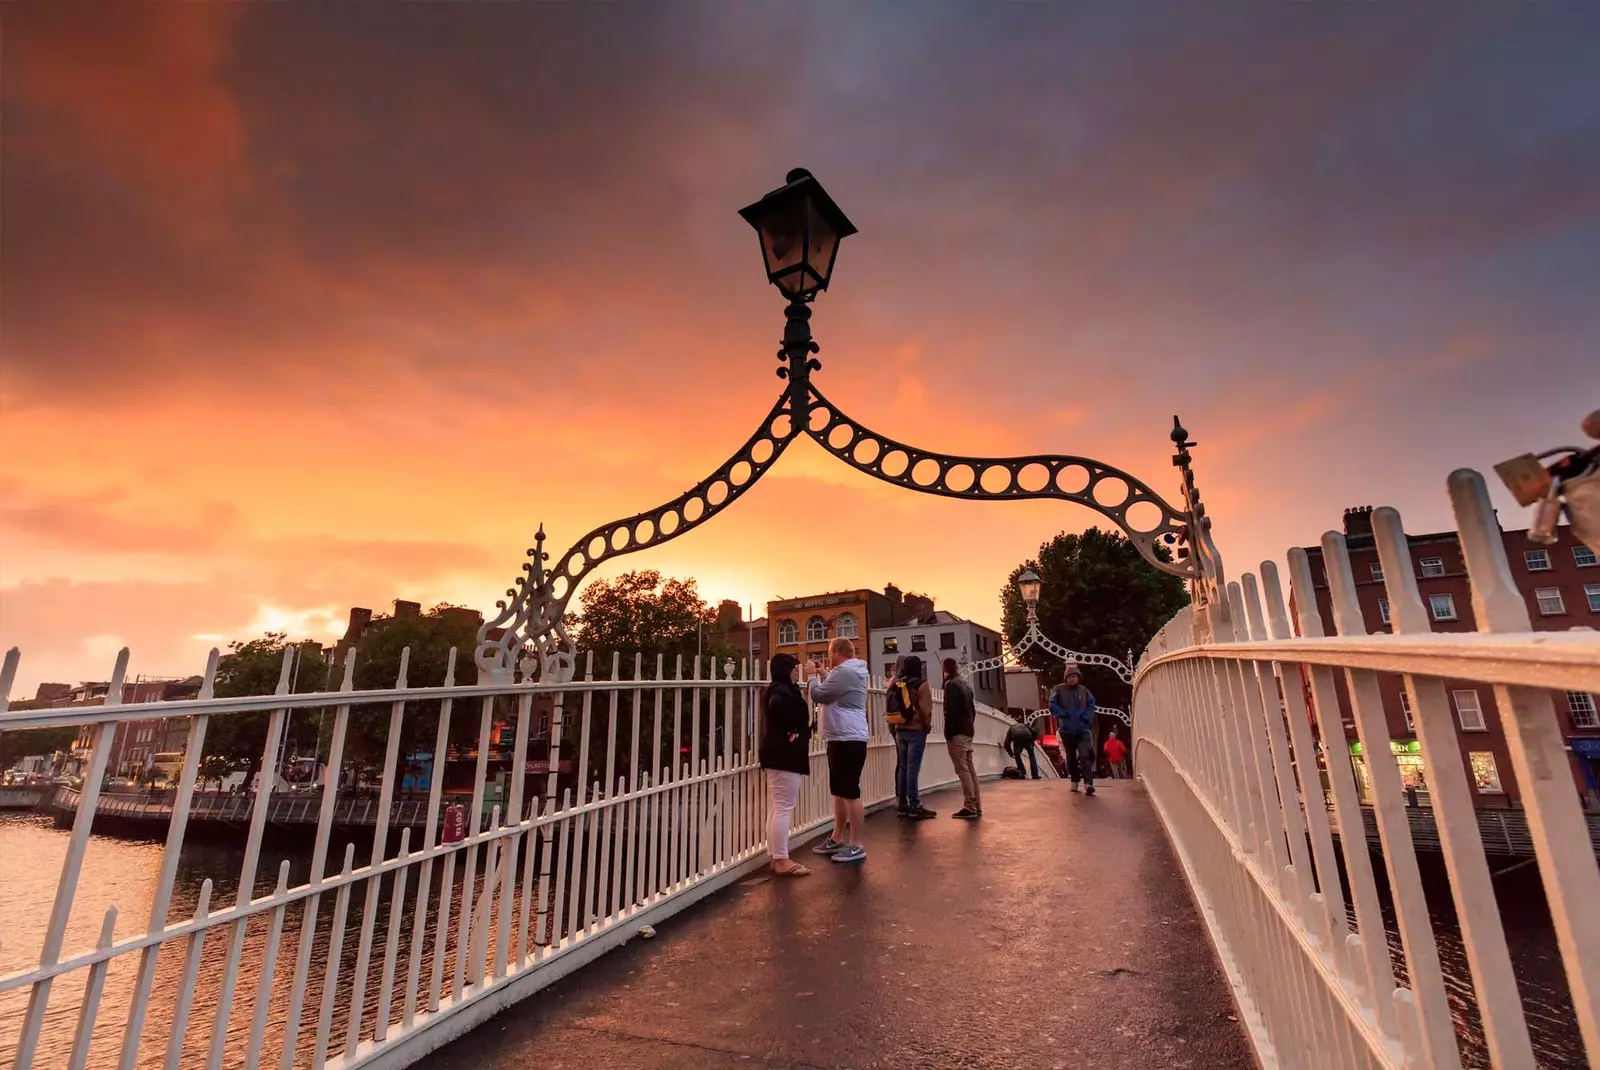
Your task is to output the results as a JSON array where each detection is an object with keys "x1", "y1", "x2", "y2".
[{"x1": 1049, "y1": 664, "x2": 1098, "y2": 795}]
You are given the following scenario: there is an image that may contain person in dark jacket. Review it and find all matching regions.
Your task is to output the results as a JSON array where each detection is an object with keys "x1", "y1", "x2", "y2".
[
  {"x1": 761, "y1": 653, "x2": 812, "y2": 876},
  {"x1": 1005, "y1": 716, "x2": 1041, "y2": 779},
  {"x1": 1050, "y1": 664, "x2": 1097, "y2": 794},
  {"x1": 941, "y1": 658, "x2": 981, "y2": 818}
]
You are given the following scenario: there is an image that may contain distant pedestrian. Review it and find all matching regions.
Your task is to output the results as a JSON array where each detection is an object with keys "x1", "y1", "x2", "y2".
[
  {"x1": 1005, "y1": 716, "x2": 1041, "y2": 779},
  {"x1": 941, "y1": 658, "x2": 982, "y2": 818},
  {"x1": 890, "y1": 655, "x2": 936, "y2": 819},
  {"x1": 1104, "y1": 726, "x2": 1128, "y2": 780},
  {"x1": 807, "y1": 638, "x2": 871, "y2": 864},
  {"x1": 761, "y1": 653, "x2": 812, "y2": 877},
  {"x1": 1050, "y1": 664, "x2": 1098, "y2": 795}
]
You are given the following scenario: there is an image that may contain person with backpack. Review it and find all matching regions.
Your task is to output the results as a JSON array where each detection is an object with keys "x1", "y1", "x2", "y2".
[
  {"x1": 887, "y1": 654, "x2": 936, "y2": 818},
  {"x1": 887, "y1": 655, "x2": 906, "y2": 809},
  {"x1": 760, "y1": 653, "x2": 812, "y2": 876},
  {"x1": 1050, "y1": 664, "x2": 1098, "y2": 795},
  {"x1": 941, "y1": 658, "x2": 981, "y2": 818}
]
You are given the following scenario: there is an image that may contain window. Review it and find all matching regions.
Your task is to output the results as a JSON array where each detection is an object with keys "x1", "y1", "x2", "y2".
[
  {"x1": 1469, "y1": 753, "x2": 1503, "y2": 793},
  {"x1": 882, "y1": 636, "x2": 899, "y2": 653},
  {"x1": 883, "y1": 662, "x2": 895, "y2": 679},
  {"x1": 1429, "y1": 594, "x2": 1458, "y2": 621},
  {"x1": 805, "y1": 616, "x2": 826, "y2": 642},
  {"x1": 1378, "y1": 598, "x2": 1391, "y2": 625},
  {"x1": 1524, "y1": 549, "x2": 1552, "y2": 572},
  {"x1": 1399, "y1": 689, "x2": 1414, "y2": 732},
  {"x1": 1453, "y1": 689, "x2": 1486, "y2": 731},
  {"x1": 1568, "y1": 692, "x2": 1599, "y2": 729},
  {"x1": 910, "y1": 634, "x2": 927, "y2": 652},
  {"x1": 777, "y1": 620, "x2": 798, "y2": 646},
  {"x1": 1585, "y1": 584, "x2": 1600, "y2": 613},
  {"x1": 835, "y1": 613, "x2": 859, "y2": 639},
  {"x1": 1419, "y1": 557, "x2": 1445, "y2": 578},
  {"x1": 940, "y1": 631, "x2": 956, "y2": 649},
  {"x1": 1369, "y1": 562, "x2": 1384, "y2": 582},
  {"x1": 1576, "y1": 545, "x2": 1598, "y2": 568},
  {"x1": 1534, "y1": 587, "x2": 1566, "y2": 616}
]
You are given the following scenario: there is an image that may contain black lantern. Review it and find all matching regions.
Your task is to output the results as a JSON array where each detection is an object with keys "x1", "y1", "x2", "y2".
[
  {"x1": 738, "y1": 168, "x2": 858, "y2": 301},
  {"x1": 1016, "y1": 568, "x2": 1042, "y2": 608}
]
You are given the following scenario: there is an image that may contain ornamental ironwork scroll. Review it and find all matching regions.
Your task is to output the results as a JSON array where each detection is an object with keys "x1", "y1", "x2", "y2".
[
  {"x1": 477, "y1": 294, "x2": 1223, "y2": 682},
  {"x1": 961, "y1": 626, "x2": 1134, "y2": 685}
]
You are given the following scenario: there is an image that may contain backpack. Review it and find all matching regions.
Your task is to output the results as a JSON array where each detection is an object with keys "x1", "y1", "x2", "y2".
[{"x1": 885, "y1": 678, "x2": 914, "y2": 726}]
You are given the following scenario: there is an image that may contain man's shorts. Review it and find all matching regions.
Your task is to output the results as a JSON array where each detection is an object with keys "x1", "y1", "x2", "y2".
[{"x1": 826, "y1": 740, "x2": 868, "y2": 800}]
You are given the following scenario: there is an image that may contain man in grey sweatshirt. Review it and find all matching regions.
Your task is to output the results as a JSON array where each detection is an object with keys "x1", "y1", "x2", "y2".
[{"x1": 807, "y1": 637, "x2": 870, "y2": 864}]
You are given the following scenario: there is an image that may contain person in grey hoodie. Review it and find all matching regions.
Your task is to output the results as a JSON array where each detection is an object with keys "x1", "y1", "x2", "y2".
[{"x1": 806, "y1": 637, "x2": 871, "y2": 864}]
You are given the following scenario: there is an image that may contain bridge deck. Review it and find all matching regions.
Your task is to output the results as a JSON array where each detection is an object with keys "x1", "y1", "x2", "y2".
[{"x1": 417, "y1": 776, "x2": 1253, "y2": 1069}]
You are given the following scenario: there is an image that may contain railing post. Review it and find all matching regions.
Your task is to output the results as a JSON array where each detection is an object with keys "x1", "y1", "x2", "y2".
[
  {"x1": 1322, "y1": 531, "x2": 1460, "y2": 1069},
  {"x1": 1450, "y1": 468, "x2": 1600, "y2": 1059},
  {"x1": 1286, "y1": 548, "x2": 1399, "y2": 1037},
  {"x1": 1373, "y1": 506, "x2": 1536, "y2": 1068}
]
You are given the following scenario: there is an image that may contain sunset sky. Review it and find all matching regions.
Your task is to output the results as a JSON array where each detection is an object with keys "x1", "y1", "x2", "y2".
[{"x1": 3, "y1": 3, "x2": 1598, "y2": 693}]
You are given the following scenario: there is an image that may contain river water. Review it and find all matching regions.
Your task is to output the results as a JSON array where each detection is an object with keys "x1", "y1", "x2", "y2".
[
  {"x1": 0, "y1": 811, "x2": 515, "y2": 1070},
  {"x1": 0, "y1": 812, "x2": 1589, "y2": 1068}
]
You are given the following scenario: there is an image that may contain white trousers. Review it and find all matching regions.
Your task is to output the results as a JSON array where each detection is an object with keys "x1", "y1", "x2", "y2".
[{"x1": 765, "y1": 769, "x2": 803, "y2": 860}]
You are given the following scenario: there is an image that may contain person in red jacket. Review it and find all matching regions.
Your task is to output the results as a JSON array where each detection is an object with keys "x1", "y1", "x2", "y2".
[{"x1": 1103, "y1": 726, "x2": 1129, "y2": 779}]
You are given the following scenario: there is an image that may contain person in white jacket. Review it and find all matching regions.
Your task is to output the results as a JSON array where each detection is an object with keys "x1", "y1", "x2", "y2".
[{"x1": 806, "y1": 637, "x2": 870, "y2": 864}]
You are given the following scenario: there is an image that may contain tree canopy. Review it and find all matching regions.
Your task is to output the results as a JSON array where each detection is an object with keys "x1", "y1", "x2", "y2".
[
  {"x1": 1000, "y1": 527, "x2": 1190, "y2": 712},
  {"x1": 571, "y1": 570, "x2": 737, "y2": 675}
]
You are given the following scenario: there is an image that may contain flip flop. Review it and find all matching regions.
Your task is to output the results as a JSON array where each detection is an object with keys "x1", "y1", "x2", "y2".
[{"x1": 772, "y1": 863, "x2": 812, "y2": 877}]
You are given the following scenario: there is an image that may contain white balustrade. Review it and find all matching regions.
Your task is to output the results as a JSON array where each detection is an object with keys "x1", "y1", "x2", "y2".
[
  {"x1": 1132, "y1": 469, "x2": 1600, "y2": 1069},
  {"x1": 0, "y1": 653, "x2": 1020, "y2": 1069}
]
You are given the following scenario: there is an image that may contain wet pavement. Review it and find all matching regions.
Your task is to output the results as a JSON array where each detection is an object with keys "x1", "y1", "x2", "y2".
[{"x1": 417, "y1": 777, "x2": 1254, "y2": 1069}]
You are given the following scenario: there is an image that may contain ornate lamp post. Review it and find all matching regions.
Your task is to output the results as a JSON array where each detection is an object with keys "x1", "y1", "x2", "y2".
[
  {"x1": 475, "y1": 170, "x2": 1224, "y2": 684},
  {"x1": 962, "y1": 571, "x2": 1136, "y2": 687}
]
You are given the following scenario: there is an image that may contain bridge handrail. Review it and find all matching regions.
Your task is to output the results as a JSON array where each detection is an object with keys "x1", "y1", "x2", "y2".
[
  {"x1": 1131, "y1": 469, "x2": 1600, "y2": 1070},
  {"x1": 0, "y1": 651, "x2": 1025, "y2": 1068}
]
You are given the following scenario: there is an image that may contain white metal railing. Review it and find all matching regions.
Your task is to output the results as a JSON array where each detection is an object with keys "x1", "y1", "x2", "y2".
[
  {"x1": 0, "y1": 649, "x2": 1016, "y2": 1070},
  {"x1": 1133, "y1": 469, "x2": 1600, "y2": 1070}
]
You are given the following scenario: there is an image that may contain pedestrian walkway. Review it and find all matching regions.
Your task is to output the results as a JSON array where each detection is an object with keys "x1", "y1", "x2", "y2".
[{"x1": 417, "y1": 776, "x2": 1252, "y2": 1069}]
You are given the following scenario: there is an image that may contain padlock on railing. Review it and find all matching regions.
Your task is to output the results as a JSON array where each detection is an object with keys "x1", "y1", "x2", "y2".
[{"x1": 1495, "y1": 408, "x2": 1600, "y2": 554}]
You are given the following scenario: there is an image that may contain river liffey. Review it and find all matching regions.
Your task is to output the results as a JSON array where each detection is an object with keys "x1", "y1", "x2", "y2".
[{"x1": 0, "y1": 811, "x2": 517, "y2": 1070}]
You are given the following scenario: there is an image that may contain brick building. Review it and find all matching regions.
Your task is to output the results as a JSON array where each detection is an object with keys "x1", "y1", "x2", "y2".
[
  {"x1": 1298, "y1": 508, "x2": 1600, "y2": 811},
  {"x1": 715, "y1": 601, "x2": 768, "y2": 668},
  {"x1": 766, "y1": 584, "x2": 932, "y2": 675}
]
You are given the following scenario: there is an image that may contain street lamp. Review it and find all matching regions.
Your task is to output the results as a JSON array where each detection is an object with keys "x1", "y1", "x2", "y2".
[
  {"x1": 738, "y1": 168, "x2": 857, "y2": 302},
  {"x1": 475, "y1": 171, "x2": 1214, "y2": 683},
  {"x1": 1016, "y1": 568, "x2": 1042, "y2": 620}
]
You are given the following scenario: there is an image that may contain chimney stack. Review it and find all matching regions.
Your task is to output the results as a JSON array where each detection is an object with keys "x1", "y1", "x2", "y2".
[{"x1": 1342, "y1": 506, "x2": 1374, "y2": 538}]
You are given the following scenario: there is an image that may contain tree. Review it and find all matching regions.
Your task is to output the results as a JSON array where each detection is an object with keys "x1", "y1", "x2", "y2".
[
  {"x1": 1000, "y1": 527, "x2": 1190, "y2": 714},
  {"x1": 570, "y1": 571, "x2": 735, "y2": 673},
  {"x1": 0, "y1": 724, "x2": 79, "y2": 769},
  {"x1": 207, "y1": 632, "x2": 330, "y2": 778},
  {"x1": 345, "y1": 606, "x2": 483, "y2": 770}
]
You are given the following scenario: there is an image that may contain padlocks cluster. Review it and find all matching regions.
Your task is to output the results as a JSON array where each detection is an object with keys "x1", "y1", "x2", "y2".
[{"x1": 1496, "y1": 408, "x2": 1600, "y2": 554}]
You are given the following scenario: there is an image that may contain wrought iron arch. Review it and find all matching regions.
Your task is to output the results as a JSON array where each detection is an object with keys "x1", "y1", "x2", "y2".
[
  {"x1": 476, "y1": 188, "x2": 1225, "y2": 682},
  {"x1": 803, "y1": 384, "x2": 1188, "y2": 575}
]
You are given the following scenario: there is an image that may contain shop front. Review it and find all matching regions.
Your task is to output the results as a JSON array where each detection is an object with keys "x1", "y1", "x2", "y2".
[
  {"x1": 1569, "y1": 736, "x2": 1600, "y2": 810},
  {"x1": 1349, "y1": 739, "x2": 1428, "y2": 807}
]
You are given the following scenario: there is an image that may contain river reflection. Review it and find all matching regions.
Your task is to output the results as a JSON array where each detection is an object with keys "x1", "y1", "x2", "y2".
[{"x1": 0, "y1": 812, "x2": 518, "y2": 1069}]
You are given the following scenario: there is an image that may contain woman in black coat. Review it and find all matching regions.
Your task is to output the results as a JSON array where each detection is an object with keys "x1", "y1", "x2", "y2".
[{"x1": 761, "y1": 653, "x2": 812, "y2": 876}]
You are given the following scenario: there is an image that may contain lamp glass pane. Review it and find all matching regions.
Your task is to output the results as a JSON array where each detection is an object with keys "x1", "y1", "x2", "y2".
[{"x1": 758, "y1": 199, "x2": 807, "y2": 285}]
